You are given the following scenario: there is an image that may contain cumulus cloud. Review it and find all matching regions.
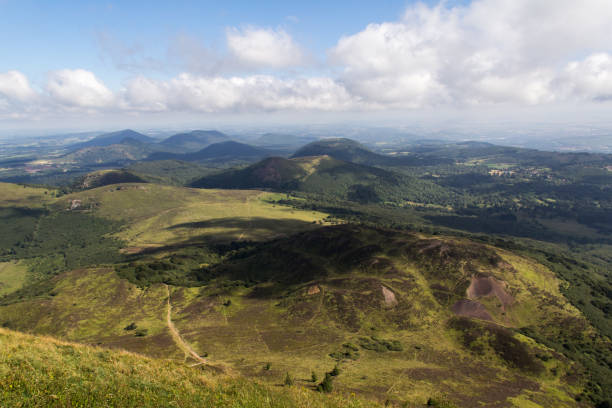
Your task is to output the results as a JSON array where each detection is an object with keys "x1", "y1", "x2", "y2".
[
  {"x1": 4, "y1": 0, "x2": 612, "y2": 121},
  {"x1": 329, "y1": 0, "x2": 612, "y2": 107},
  {"x1": 560, "y1": 53, "x2": 612, "y2": 101},
  {"x1": 46, "y1": 69, "x2": 114, "y2": 108},
  {"x1": 0, "y1": 70, "x2": 37, "y2": 102},
  {"x1": 226, "y1": 27, "x2": 305, "y2": 69},
  {"x1": 122, "y1": 74, "x2": 357, "y2": 112}
]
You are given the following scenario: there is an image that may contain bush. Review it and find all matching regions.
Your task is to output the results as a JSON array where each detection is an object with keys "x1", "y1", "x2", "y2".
[
  {"x1": 329, "y1": 365, "x2": 341, "y2": 377},
  {"x1": 311, "y1": 371, "x2": 318, "y2": 383},
  {"x1": 284, "y1": 372, "x2": 293, "y2": 386},
  {"x1": 134, "y1": 329, "x2": 148, "y2": 337},
  {"x1": 358, "y1": 336, "x2": 403, "y2": 353},
  {"x1": 316, "y1": 373, "x2": 333, "y2": 393},
  {"x1": 124, "y1": 322, "x2": 137, "y2": 331},
  {"x1": 427, "y1": 395, "x2": 458, "y2": 407}
]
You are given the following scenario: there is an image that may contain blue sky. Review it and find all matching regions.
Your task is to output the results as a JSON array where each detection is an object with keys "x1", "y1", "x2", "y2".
[
  {"x1": 0, "y1": 0, "x2": 611, "y2": 131},
  {"x1": 1, "y1": 0, "x2": 417, "y2": 85}
]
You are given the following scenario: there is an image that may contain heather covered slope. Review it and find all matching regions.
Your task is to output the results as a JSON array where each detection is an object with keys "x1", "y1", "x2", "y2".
[{"x1": 0, "y1": 225, "x2": 596, "y2": 407}]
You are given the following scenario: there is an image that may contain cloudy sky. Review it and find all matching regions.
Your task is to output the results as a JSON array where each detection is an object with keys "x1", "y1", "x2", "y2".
[{"x1": 1, "y1": 0, "x2": 612, "y2": 131}]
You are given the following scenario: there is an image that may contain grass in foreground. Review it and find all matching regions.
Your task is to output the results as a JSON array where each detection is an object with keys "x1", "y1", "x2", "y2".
[{"x1": 0, "y1": 327, "x2": 377, "y2": 408}]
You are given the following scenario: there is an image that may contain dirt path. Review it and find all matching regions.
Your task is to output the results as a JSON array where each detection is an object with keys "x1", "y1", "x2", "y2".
[{"x1": 164, "y1": 284, "x2": 208, "y2": 365}]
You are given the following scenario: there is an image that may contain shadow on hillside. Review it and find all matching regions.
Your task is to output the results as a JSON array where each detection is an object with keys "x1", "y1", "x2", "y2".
[
  {"x1": 168, "y1": 217, "x2": 316, "y2": 234},
  {"x1": 124, "y1": 217, "x2": 320, "y2": 258}
]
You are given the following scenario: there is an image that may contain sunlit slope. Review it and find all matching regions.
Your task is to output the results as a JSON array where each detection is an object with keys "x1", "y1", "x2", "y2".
[
  {"x1": 0, "y1": 226, "x2": 594, "y2": 407},
  {"x1": 0, "y1": 327, "x2": 376, "y2": 408},
  {"x1": 0, "y1": 261, "x2": 27, "y2": 296},
  {"x1": 59, "y1": 183, "x2": 328, "y2": 248},
  {"x1": 0, "y1": 182, "x2": 55, "y2": 206}
]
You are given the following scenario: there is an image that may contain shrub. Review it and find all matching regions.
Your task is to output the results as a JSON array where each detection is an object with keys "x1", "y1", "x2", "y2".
[
  {"x1": 284, "y1": 372, "x2": 293, "y2": 386},
  {"x1": 427, "y1": 395, "x2": 458, "y2": 407},
  {"x1": 329, "y1": 365, "x2": 341, "y2": 377},
  {"x1": 311, "y1": 371, "x2": 318, "y2": 383},
  {"x1": 134, "y1": 329, "x2": 148, "y2": 337},
  {"x1": 124, "y1": 322, "x2": 137, "y2": 331},
  {"x1": 316, "y1": 373, "x2": 333, "y2": 393},
  {"x1": 358, "y1": 336, "x2": 403, "y2": 352}
]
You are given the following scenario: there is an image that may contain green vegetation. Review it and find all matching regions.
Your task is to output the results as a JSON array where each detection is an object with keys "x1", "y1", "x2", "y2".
[
  {"x1": 126, "y1": 160, "x2": 216, "y2": 186},
  {"x1": 1, "y1": 138, "x2": 611, "y2": 407},
  {"x1": 72, "y1": 169, "x2": 147, "y2": 190},
  {"x1": 61, "y1": 184, "x2": 327, "y2": 248},
  {"x1": 0, "y1": 327, "x2": 376, "y2": 407},
  {"x1": 284, "y1": 372, "x2": 294, "y2": 386},
  {"x1": 0, "y1": 225, "x2": 590, "y2": 407},
  {"x1": 358, "y1": 336, "x2": 403, "y2": 353},
  {"x1": 0, "y1": 261, "x2": 27, "y2": 296},
  {"x1": 316, "y1": 373, "x2": 334, "y2": 393}
]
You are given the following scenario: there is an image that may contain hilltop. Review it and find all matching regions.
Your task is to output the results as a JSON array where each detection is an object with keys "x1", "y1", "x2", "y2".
[
  {"x1": 292, "y1": 138, "x2": 387, "y2": 165},
  {"x1": 73, "y1": 169, "x2": 147, "y2": 190},
  {"x1": 191, "y1": 155, "x2": 449, "y2": 204},
  {"x1": 149, "y1": 141, "x2": 274, "y2": 163},
  {"x1": 158, "y1": 130, "x2": 230, "y2": 153},
  {"x1": 254, "y1": 133, "x2": 317, "y2": 148},
  {"x1": 69, "y1": 129, "x2": 156, "y2": 150},
  {"x1": 58, "y1": 138, "x2": 159, "y2": 167},
  {"x1": 292, "y1": 138, "x2": 453, "y2": 167}
]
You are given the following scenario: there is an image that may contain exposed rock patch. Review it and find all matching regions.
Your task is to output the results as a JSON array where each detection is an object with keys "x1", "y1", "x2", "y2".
[{"x1": 381, "y1": 286, "x2": 398, "y2": 307}]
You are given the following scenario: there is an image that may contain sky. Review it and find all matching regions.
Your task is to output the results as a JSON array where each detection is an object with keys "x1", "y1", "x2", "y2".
[{"x1": 0, "y1": 0, "x2": 612, "y2": 133}]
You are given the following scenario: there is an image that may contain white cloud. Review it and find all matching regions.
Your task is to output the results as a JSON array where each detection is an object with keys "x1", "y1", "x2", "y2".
[
  {"x1": 46, "y1": 69, "x2": 114, "y2": 108},
  {"x1": 560, "y1": 53, "x2": 612, "y2": 101},
  {"x1": 4, "y1": 0, "x2": 612, "y2": 123},
  {"x1": 0, "y1": 70, "x2": 37, "y2": 102},
  {"x1": 122, "y1": 76, "x2": 169, "y2": 111},
  {"x1": 226, "y1": 27, "x2": 305, "y2": 69},
  {"x1": 122, "y1": 74, "x2": 357, "y2": 113},
  {"x1": 329, "y1": 0, "x2": 612, "y2": 107}
]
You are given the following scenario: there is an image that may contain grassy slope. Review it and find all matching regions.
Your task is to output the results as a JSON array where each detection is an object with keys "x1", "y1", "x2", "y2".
[
  {"x1": 0, "y1": 227, "x2": 593, "y2": 407},
  {"x1": 0, "y1": 327, "x2": 376, "y2": 408},
  {"x1": 0, "y1": 261, "x2": 27, "y2": 296},
  {"x1": 59, "y1": 184, "x2": 328, "y2": 248}
]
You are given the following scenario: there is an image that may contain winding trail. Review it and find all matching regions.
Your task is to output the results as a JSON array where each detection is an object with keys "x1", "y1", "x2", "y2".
[{"x1": 164, "y1": 284, "x2": 208, "y2": 365}]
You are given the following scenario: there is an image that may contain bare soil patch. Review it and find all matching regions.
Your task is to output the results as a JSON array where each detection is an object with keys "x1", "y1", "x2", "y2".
[
  {"x1": 451, "y1": 299, "x2": 494, "y2": 321},
  {"x1": 467, "y1": 275, "x2": 514, "y2": 309}
]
